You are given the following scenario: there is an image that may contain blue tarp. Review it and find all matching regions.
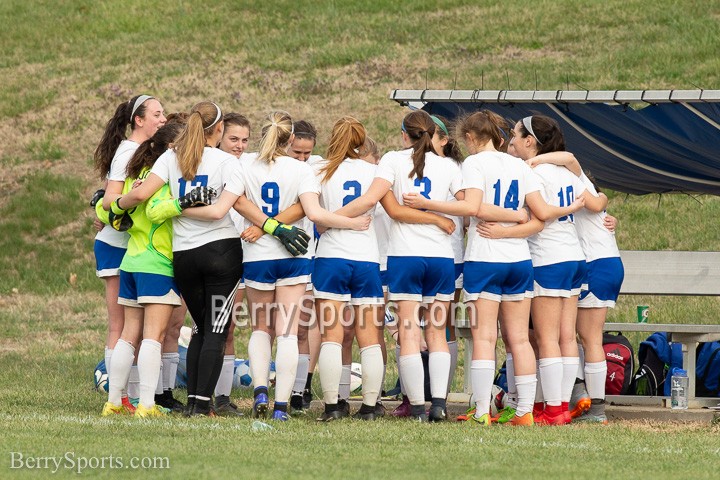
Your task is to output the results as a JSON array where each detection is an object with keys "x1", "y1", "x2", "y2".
[{"x1": 421, "y1": 101, "x2": 720, "y2": 195}]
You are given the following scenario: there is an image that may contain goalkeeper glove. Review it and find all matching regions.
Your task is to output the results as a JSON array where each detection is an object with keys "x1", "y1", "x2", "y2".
[
  {"x1": 262, "y1": 218, "x2": 310, "y2": 256},
  {"x1": 89, "y1": 189, "x2": 105, "y2": 207},
  {"x1": 178, "y1": 186, "x2": 216, "y2": 209},
  {"x1": 109, "y1": 198, "x2": 133, "y2": 232}
]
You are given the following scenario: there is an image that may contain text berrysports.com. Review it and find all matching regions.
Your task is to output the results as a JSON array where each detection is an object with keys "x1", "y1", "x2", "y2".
[{"x1": 10, "y1": 452, "x2": 170, "y2": 474}]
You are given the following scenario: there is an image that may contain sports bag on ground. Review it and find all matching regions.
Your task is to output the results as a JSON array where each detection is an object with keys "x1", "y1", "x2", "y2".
[{"x1": 603, "y1": 332, "x2": 635, "y2": 395}]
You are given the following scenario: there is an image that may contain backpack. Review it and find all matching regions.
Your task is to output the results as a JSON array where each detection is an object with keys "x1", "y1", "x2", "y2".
[
  {"x1": 632, "y1": 332, "x2": 683, "y2": 396},
  {"x1": 603, "y1": 332, "x2": 635, "y2": 395},
  {"x1": 494, "y1": 361, "x2": 508, "y2": 393},
  {"x1": 696, "y1": 341, "x2": 720, "y2": 397}
]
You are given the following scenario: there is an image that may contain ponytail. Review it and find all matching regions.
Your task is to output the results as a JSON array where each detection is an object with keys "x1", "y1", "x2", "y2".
[
  {"x1": 258, "y1": 111, "x2": 293, "y2": 163},
  {"x1": 457, "y1": 109, "x2": 508, "y2": 151},
  {"x1": 126, "y1": 121, "x2": 186, "y2": 180},
  {"x1": 173, "y1": 101, "x2": 222, "y2": 180},
  {"x1": 431, "y1": 114, "x2": 463, "y2": 163},
  {"x1": 321, "y1": 117, "x2": 365, "y2": 183},
  {"x1": 403, "y1": 110, "x2": 436, "y2": 179}
]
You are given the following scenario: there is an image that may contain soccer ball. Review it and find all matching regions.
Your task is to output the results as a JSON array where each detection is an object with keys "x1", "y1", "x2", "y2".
[
  {"x1": 490, "y1": 385, "x2": 507, "y2": 416},
  {"x1": 350, "y1": 362, "x2": 362, "y2": 392},
  {"x1": 93, "y1": 359, "x2": 108, "y2": 393},
  {"x1": 232, "y1": 359, "x2": 276, "y2": 389}
]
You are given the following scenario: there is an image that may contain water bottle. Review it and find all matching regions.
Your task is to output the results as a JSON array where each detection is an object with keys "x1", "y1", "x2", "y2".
[
  {"x1": 670, "y1": 368, "x2": 689, "y2": 410},
  {"x1": 251, "y1": 420, "x2": 274, "y2": 432}
]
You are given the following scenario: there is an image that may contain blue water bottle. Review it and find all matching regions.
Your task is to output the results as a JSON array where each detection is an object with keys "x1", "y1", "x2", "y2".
[{"x1": 670, "y1": 368, "x2": 689, "y2": 410}]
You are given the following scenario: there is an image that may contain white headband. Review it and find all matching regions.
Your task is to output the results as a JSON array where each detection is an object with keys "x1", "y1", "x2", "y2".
[
  {"x1": 130, "y1": 95, "x2": 153, "y2": 122},
  {"x1": 205, "y1": 102, "x2": 222, "y2": 130},
  {"x1": 522, "y1": 116, "x2": 542, "y2": 145}
]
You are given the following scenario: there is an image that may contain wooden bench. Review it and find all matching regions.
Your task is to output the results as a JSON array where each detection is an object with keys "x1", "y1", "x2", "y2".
[{"x1": 453, "y1": 250, "x2": 720, "y2": 408}]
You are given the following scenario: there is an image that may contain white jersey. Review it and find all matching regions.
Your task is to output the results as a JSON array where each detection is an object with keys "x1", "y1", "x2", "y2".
[
  {"x1": 95, "y1": 140, "x2": 139, "y2": 248},
  {"x1": 527, "y1": 163, "x2": 586, "y2": 266},
  {"x1": 374, "y1": 204, "x2": 391, "y2": 270},
  {"x1": 463, "y1": 151, "x2": 541, "y2": 263},
  {"x1": 304, "y1": 155, "x2": 325, "y2": 258},
  {"x1": 574, "y1": 173, "x2": 620, "y2": 262},
  {"x1": 375, "y1": 149, "x2": 462, "y2": 259},
  {"x1": 312, "y1": 158, "x2": 379, "y2": 263},
  {"x1": 447, "y1": 194, "x2": 465, "y2": 264},
  {"x1": 240, "y1": 155, "x2": 318, "y2": 262},
  {"x1": 151, "y1": 147, "x2": 244, "y2": 252}
]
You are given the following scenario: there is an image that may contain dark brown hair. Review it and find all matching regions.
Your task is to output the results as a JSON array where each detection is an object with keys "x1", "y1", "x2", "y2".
[
  {"x1": 457, "y1": 110, "x2": 510, "y2": 152},
  {"x1": 223, "y1": 112, "x2": 251, "y2": 131},
  {"x1": 403, "y1": 110, "x2": 436, "y2": 179},
  {"x1": 126, "y1": 117, "x2": 187, "y2": 180},
  {"x1": 293, "y1": 120, "x2": 317, "y2": 144},
  {"x1": 517, "y1": 114, "x2": 566, "y2": 154},
  {"x1": 432, "y1": 114, "x2": 462, "y2": 162}
]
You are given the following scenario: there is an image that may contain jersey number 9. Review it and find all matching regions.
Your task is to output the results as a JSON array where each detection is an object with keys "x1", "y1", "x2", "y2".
[{"x1": 261, "y1": 182, "x2": 280, "y2": 217}]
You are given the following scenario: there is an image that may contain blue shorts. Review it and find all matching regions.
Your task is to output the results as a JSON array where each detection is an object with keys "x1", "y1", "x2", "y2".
[
  {"x1": 380, "y1": 269, "x2": 389, "y2": 292},
  {"x1": 243, "y1": 258, "x2": 312, "y2": 290},
  {"x1": 463, "y1": 260, "x2": 534, "y2": 302},
  {"x1": 579, "y1": 257, "x2": 624, "y2": 308},
  {"x1": 386, "y1": 256, "x2": 455, "y2": 303},
  {"x1": 118, "y1": 271, "x2": 182, "y2": 307},
  {"x1": 533, "y1": 260, "x2": 587, "y2": 298},
  {"x1": 313, "y1": 258, "x2": 383, "y2": 305},
  {"x1": 454, "y1": 263, "x2": 464, "y2": 290},
  {"x1": 94, "y1": 240, "x2": 126, "y2": 278}
]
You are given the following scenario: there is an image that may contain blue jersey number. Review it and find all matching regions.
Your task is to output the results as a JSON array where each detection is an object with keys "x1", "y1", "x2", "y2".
[
  {"x1": 414, "y1": 177, "x2": 432, "y2": 199},
  {"x1": 342, "y1": 180, "x2": 361, "y2": 206},
  {"x1": 178, "y1": 175, "x2": 209, "y2": 197},
  {"x1": 492, "y1": 179, "x2": 520, "y2": 210},
  {"x1": 557, "y1": 186, "x2": 575, "y2": 222},
  {"x1": 261, "y1": 182, "x2": 280, "y2": 217}
]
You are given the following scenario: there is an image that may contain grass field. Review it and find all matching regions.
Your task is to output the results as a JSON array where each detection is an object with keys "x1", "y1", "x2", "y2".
[{"x1": 1, "y1": 0, "x2": 720, "y2": 478}]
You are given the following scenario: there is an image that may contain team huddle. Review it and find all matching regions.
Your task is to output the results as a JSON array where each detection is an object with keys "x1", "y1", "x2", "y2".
[{"x1": 92, "y1": 94, "x2": 624, "y2": 425}]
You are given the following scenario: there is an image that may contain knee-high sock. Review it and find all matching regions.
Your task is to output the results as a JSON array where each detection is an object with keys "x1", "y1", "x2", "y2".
[
  {"x1": 214, "y1": 355, "x2": 235, "y2": 398},
  {"x1": 127, "y1": 364, "x2": 140, "y2": 399},
  {"x1": 377, "y1": 364, "x2": 386, "y2": 402},
  {"x1": 104, "y1": 347, "x2": 113, "y2": 378},
  {"x1": 505, "y1": 353, "x2": 518, "y2": 408},
  {"x1": 185, "y1": 332, "x2": 203, "y2": 397},
  {"x1": 447, "y1": 340, "x2": 458, "y2": 394},
  {"x1": 535, "y1": 360, "x2": 544, "y2": 403},
  {"x1": 155, "y1": 361, "x2": 164, "y2": 395},
  {"x1": 274, "y1": 335, "x2": 299, "y2": 404},
  {"x1": 293, "y1": 354, "x2": 310, "y2": 396},
  {"x1": 161, "y1": 352, "x2": 179, "y2": 391},
  {"x1": 515, "y1": 374, "x2": 537, "y2": 417},
  {"x1": 339, "y1": 364, "x2": 351, "y2": 401},
  {"x1": 398, "y1": 353, "x2": 425, "y2": 406},
  {"x1": 539, "y1": 357, "x2": 563, "y2": 406},
  {"x1": 471, "y1": 359, "x2": 495, "y2": 417},
  {"x1": 395, "y1": 344, "x2": 406, "y2": 395},
  {"x1": 194, "y1": 332, "x2": 227, "y2": 399},
  {"x1": 138, "y1": 339, "x2": 162, "y2": 408},
  {"x1": 108, "y1": 339, "x2": 134, "y2": 405},
  {"x1": 360, "y1": 345, "x2": 383, "y2": 407},
  {"x1": 429, "y1": 351, "x2": 451, "y2": 400},
  {"x1": 561, "y1": 356, "x2": 580, "y2": 403},
  {"x1": 319, "y1": 342, "x2": 342, "y2": 405},
  {"x1": 584, "y1": 361, "x2": 607, "y2": 400},
  {"x1": 577, "y1": 344, "x2": 586, "y2": 380},
  {"x1": 248, "y1": 331, "x2": 272, "y2": 389}
]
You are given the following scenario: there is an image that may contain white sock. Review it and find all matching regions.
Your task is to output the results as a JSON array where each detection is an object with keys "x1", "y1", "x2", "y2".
[
  {"x1": 447, "y1": 341, "x2": 458, "y2": 394},
  {"x1": 577, "y1": 344, "x2": 586, "y2": 380},
  {"x1": 377, "y1": 364, "x2": 386, "y2": 403},
  {"x1": 539, "y1": 357, "x2": 563, "y2": 406},
  {"x1": 584, "y1": 361, "x2": 607, "y2": 400},
  {"x1": 505, "y1": 353, "x2": 518, "y2": 408},
  {"x1": 248, "y1": 331, "x2": 272, "y2": 388},
  {"x1": 319, "y1": 342, "x2": 342, "y2": 405},
  {"x1": 515, "y1": 374, "x2": 537, "y2": 417},
  {"x1": 127, "y1": 365, "x2": 139, "y2": 399},
  {"x1": 108, "y1": 339, "x2": 134, "y2": 405},
  {"x1": 162, "y1": 352, "x2": 179, "y2": 390},
  {"x1": 535, "y1": 361, "x2": 544, "y2": 403},
  {"x1": 398, "y1": 353, "x2": 425, "y2": 405},
  {"x1": 137, "y1": 339, "x2": 162, "y2": 408},
  {"x1": 155, "y1": 362, "x2": 164, "y2": 395},
  {"x1": 104, "y1": 347, "x2": 113, "y2": 378},
  {"x1": 396, "y1": 344, "x2": 406, "y2": 395},
  {"x1": 339, "y1": 364, "x2": 351, "y2": 401},
  {"x1": 561, "y1": 356, "x2": 580, "y2": 403},
  {"x1": 360, "y1": 345, "x2": 383, "y2": 407},
  {"x1": 429, "y1": 351, "x2": 451, "y2": 400},
  {"x1": 214, "y1": 355, "x2": 235, "y2": 398},
  {"x1": 471, "y1": 359, "x2": 495, "y2": 417},
  {"x1": 274, "y1": 335, "x2": 299, "y2": 403},
  {"x1": 293, "y1": 354, "x2": 310, "y2": 396}
]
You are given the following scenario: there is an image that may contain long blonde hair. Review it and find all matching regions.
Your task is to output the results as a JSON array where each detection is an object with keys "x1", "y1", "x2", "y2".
[
  {"x1": 174, "y1": 101, "x2": 222, "y2": 180},
  {"x1": 320, "y1": 116, "x2": 366, "y2": 183},
  {"x1": 258, "y1": 111, "x2": 293, "y2": 163}
]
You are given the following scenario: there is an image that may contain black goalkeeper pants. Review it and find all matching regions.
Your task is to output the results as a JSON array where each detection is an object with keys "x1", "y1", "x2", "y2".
[{"x1": 173, "y1": 237, "x2": 243, "y2": 399}]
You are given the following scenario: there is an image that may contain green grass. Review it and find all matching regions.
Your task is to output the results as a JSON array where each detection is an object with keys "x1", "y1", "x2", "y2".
[{"x1": 2, "y1": 0, "x2": 720, "y2": 477}]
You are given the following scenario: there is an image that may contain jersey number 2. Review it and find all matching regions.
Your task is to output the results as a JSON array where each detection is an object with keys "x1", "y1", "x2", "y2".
[{"x1": 342, "y1": 180, "x2": 361, "y2": 206}]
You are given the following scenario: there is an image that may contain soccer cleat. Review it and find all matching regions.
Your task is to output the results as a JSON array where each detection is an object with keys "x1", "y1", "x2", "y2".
[
  {"x1": 456, "y1": 405, "x2": 476, "y2": 422},
  {"x1": 412, "y1": 412, "x2": 428, "y2": 423},
  {"x1": 428, "y1": 405, "x2": 447, "y2": 422},
  {"x1": 391, "y1": 396, "x2": 411, "y2": 417},
  {"x1": 156, "y1": 390, "x2": 185, "y2": 413},
  {"x1": 253, "y1": 393, "x2": 269, "y2": 418},
  {"x1": 509, "y1": 412, "x2": 534, "y2": 426},
  {"x1": 561, "y1": 402, "x2": 572, "y2": 424},
  {"x1": 271, "y1": 410, "x2": 289, "y2": 422},
  {"x1": 574, "y1": 411, "x2": 609, "y2": 424},
  {"x1": 302, "y1": 388, "x2": 313, "y2": 409},
  {"x1": 317, "y1": 408, "x2": 345, "y2": 422},
  {"x1": 374, "y1": 401, "x2": 386, "y2": 418},
  {"x1": 129, "y1": 397, "x2": 139, "y2": 408},
  {"x1": 470, "y1": 413, "x2": 491, "y2": 426},
  {"x1": 215, "y1": 402, "x2": 244, "y2": 417},
  {"x1": 495, "y1": 406, "x2": 517, "y2": 424},
  {"x1": 134, "y1": 403, "x2": 167, "y2": 418},
  {"x1": 101, "y1": 402, "x2": 126, "y2": 416},
  {"x1": 121, "y1": 396, "x2": 137, "y2": 414},
  {"x1": 570, "y1": 382, "x2": 592, "y2": 419},
  {"x1": 353, "y1": 410, "x2": 376, "y2": 421},
  {"x1": 337, "y1": 399, "x2": 351, "y2": 417},
  {"x1": 536, "y1": 405, "x2": 570, "y2": 426}
]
